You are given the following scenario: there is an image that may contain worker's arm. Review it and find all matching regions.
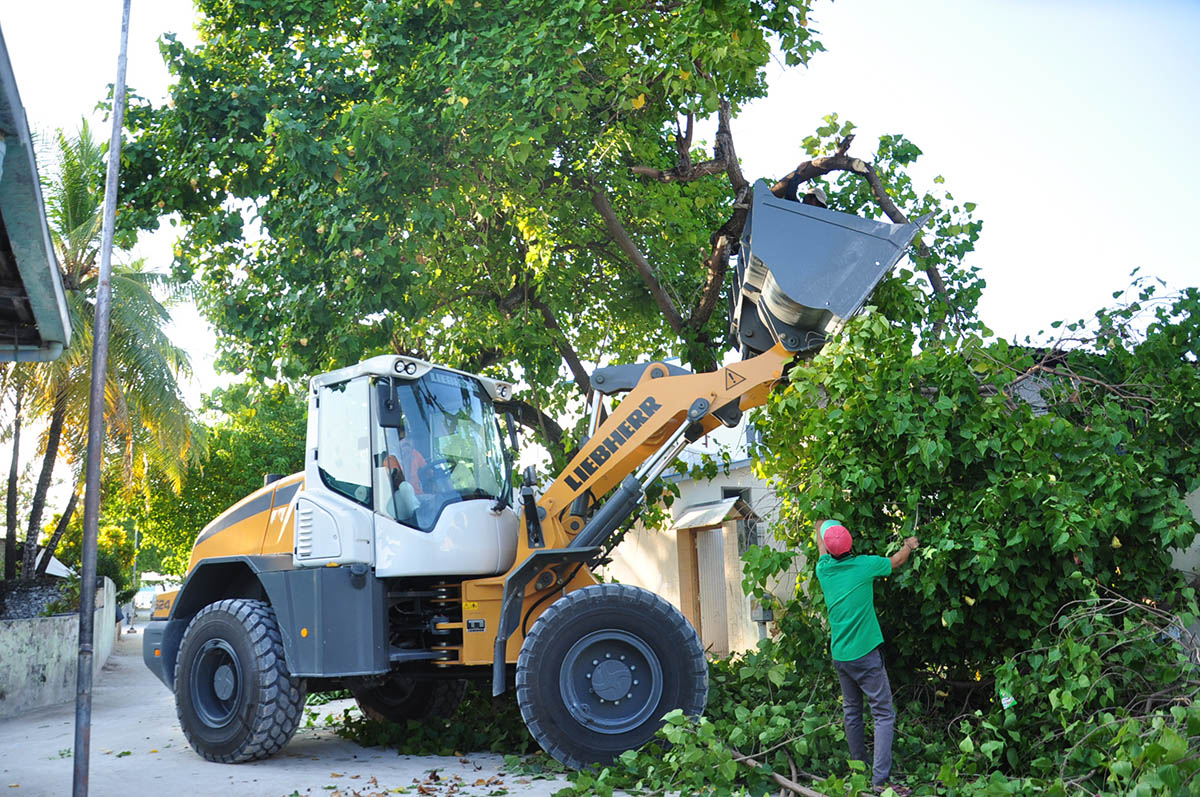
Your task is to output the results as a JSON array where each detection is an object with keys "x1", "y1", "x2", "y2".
[
  {"x1": 814, "y1": 521, "x2": 828, "y2": 557},
  {"x1": 889, "y1": 536, "x2": 919, "y2": 571}
]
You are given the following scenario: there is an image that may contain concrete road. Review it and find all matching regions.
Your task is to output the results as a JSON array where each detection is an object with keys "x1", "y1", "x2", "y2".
[{"x1": 0, "y1": 618, "x2": 570, "y2": 796}]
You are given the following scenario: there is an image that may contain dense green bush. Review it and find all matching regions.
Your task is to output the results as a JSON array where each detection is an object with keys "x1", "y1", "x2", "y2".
[{"x1": 326, "y1": 285, "x2": 1200, "y2": 794}]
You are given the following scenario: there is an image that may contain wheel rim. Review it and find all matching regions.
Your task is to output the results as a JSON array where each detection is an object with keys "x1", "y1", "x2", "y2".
[
  {"x1": 190, "y1": 638, "x2": 244, "y2": 729},
  {"x1": 559, "y1": 629, "x2": 664, "y2": 735}
]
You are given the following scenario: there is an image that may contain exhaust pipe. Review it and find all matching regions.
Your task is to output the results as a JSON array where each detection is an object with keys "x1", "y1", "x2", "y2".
[{"x1": 731, "y1": 180, "x2": 928, "y2": 357}]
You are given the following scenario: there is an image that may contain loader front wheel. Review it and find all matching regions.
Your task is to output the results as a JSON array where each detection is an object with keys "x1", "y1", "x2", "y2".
[
  {"x1": 516, "y1": 584, "x2": 707, "y2": 769},
  {"x1": 352, "y1": 675, "x2": 466, "y2": 723},
  {"x1": 174, "y1": 599, "x2": 306, "y2": 763}
]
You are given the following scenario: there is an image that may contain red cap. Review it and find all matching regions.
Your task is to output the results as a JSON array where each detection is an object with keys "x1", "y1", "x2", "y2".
[{"x1": 820, "y1": 520, "x2": 853, "y2": 557}]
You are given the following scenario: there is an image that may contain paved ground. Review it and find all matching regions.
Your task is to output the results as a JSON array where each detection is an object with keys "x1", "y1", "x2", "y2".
[{"x1": 0, "y1": 618, "x2": 570, "y2": 796}]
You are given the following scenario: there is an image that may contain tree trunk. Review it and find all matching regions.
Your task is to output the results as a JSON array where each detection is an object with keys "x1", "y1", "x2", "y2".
[
  {"x1": 22, "y1": 398, "x2": 65, "y2": 580},
  {"x1": 35, "y1": 487, "x2": 78, "y2": 577},
  {"x1": 4, "y1": 384, "x2": 22, "y2": 581}
]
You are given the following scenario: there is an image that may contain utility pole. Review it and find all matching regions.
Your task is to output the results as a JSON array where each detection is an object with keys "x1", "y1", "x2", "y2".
[{"x1": 73, "y1": 1, "x2": 131, "y2": 794}]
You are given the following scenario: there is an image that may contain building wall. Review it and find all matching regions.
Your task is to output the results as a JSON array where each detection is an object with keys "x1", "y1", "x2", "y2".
[
  {"x1": 605, "y1": 461, "x2": 802, "y2": 656},
  {"x1": 0, "y1": 577, "x2": 116, "y2": 718},
  {"x1": 1170, "y1": 488, "x2": 1200, "y2": 580}
]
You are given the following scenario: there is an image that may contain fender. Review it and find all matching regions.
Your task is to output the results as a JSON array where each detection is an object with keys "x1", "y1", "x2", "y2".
[{"x1": 143, "y1": 555, "x2": 390, "y2": 689}]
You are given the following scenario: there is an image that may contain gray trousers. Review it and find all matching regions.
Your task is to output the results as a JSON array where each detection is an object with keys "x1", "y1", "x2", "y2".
[{"x1": 833, "y1": 646, "x2": 895, "y2": 786}]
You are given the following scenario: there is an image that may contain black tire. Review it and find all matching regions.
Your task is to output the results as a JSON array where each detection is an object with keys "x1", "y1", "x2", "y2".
[
  {"x1": 174, "y1": 598, "x2": 306, "y2": 763},
  {"x1": 352, "y1": 675, "x2": 467, "y2": 723},
  {"x1": 516, "y1": 583, "x2": 707, "y2": 769}
]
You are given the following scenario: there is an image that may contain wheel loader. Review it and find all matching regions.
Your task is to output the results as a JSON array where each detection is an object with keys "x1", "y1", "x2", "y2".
[{"x1": 143, "y1": 180, "x2": 925, "y2": 768}]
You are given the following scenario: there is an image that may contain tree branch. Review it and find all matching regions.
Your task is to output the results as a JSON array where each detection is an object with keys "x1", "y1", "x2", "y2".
[
  {"x1": 498, "y1": 398, "x2": 566, "y2": 461},
  {"x1": 35, "y1": 487, "x2": 78, "y2": 577},
  {"x1": 856, "y1": 166, "x2": 948, "y2": 308},
  {"x1": 630, "y1": 158, "x2": 728, "y2": 183},
  {"x1": 531, "y1": 297, "x2": 590, "y2": 394},
  {"x1": 589, "y1": 184, "x2": 685, "y2": 333},
  {"x1": 500, "y1": 242, "x2": 591, "y2": 396},
  {"x1": 687, "y1": 99, "x2": 749, "y2": 334}
]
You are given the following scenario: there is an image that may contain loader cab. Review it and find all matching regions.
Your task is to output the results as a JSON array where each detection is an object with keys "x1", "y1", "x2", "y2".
[
  {"x1": 299, "y1": 356, "x2": 519, "y2": 577},
  {"x1": 371, "y1": 369, "x2": 508, "y2": 527}
]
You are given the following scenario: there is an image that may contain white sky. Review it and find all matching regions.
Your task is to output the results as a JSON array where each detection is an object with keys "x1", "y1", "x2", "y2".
[{"x1": 3, "y1": 0, "x2": 1197, "y2": 408}]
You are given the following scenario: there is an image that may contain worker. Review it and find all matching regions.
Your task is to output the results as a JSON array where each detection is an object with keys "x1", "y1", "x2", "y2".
[
  {"x1": 385, "y1": 424, "x2": 426, "y2": 495},
  {"x1": 814, "y1": 518, "x2": 918, "y2": 795}
]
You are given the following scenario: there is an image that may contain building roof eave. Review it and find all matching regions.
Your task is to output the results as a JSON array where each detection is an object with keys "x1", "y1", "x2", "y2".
[{"x1": 0, "y1": 24, "x2": 71, "y2": 363}]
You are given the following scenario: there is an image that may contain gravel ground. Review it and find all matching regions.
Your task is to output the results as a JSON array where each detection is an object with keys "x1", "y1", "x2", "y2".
[{"x1": 0, "y1": 580, "x2": 66, "y2": 621}]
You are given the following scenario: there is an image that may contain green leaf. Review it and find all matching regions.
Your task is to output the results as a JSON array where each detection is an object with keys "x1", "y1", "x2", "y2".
[{"x1": 1159, "y1": 727, "x2": 1187, "y2": 763}]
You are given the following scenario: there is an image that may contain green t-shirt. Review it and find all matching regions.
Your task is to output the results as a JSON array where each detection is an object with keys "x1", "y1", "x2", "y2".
[{"x1": 815, "y1": 553, "x2": 893, "y2": 662}]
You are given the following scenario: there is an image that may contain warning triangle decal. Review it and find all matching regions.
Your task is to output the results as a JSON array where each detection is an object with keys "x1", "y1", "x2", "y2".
[{"x1": 725, "y1": 367, "x2": 745, "y2": 390}]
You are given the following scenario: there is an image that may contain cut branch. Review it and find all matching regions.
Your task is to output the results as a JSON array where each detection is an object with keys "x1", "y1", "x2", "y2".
[
  {"x1": 589, "y1": 185, "x2": 685, "y2": 333},
  {"x1": 729, "y1": 747, "x2": 827, "y2": 797}
]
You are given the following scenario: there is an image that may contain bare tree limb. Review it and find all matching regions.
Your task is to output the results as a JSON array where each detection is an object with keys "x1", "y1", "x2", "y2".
[
  {"x1": 589, "y1": 185, "x2": 685, "y2": 333},
  {"x1": 686, "y1": 99, "x2": 750, "y2": 336}
]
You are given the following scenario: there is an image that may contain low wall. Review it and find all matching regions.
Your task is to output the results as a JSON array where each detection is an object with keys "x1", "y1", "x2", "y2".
[{"x1": 0, "y1": 577, "x2": 117, "y2": 719}]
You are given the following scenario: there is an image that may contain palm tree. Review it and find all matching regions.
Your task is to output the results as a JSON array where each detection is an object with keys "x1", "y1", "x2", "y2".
[{"x1": 17, "y1": 122, "x2": 199, "y2": 579}]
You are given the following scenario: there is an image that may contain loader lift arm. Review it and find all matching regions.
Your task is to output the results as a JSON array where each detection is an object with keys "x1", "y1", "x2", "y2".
[{"x1": 545, "y1": 343, "x2": 794, "y2": 551}]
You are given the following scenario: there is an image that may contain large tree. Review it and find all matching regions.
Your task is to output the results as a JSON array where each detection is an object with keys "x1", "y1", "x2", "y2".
[
  {"x1": 121, "y1": 1, "x2": 980, "y2": 462},
  {"x1": 10, "y1": 124, "x2": 199, "y2": 579}
]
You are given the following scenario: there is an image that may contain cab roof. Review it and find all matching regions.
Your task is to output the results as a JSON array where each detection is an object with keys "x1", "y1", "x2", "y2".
[{"x1": 310, "y1": 354, "x2": 514, "y2": 403}]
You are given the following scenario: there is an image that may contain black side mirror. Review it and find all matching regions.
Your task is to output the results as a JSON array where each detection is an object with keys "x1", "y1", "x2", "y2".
[{"x1": 375, "y1": 380, "x2": 405, "y2": 429}]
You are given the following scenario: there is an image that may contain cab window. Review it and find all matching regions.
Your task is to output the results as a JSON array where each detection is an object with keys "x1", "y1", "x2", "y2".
[{"x1": 318, "y1": 379, "x2": 372, "y2": 507}]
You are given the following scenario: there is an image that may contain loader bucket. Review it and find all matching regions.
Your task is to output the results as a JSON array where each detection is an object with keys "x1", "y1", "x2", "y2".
[{"x1": 731, "y1": 179, "x2": 927, "y2": 356}]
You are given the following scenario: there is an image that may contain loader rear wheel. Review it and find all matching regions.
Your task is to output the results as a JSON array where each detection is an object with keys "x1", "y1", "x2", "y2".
[
  {"x1": 174, "y1": 599, "x2": 306, "y2": 763},
  {"x1": 352, "y1": 675, "x2": 466, "y2": 723},
  {"x1": 516, "y1": 584, "x2": 707, "y2": 769}
]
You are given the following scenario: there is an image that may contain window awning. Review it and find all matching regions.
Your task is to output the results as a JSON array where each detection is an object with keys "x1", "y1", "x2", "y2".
[
  {"x1": 0, "y1": 24, "x2": 70, "y2": 362},
  {"x1": 673, "y1": 496, "x2": 756, "y2": 530}
]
